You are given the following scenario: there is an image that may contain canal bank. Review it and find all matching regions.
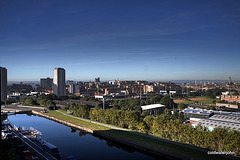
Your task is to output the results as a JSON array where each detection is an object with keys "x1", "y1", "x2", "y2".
[
  {"x1": 31, "y1": 110, "x2": 235, "y2": 160},
  {"x1": 32, "y1": 110, "x2": 94, "y2": 133}
]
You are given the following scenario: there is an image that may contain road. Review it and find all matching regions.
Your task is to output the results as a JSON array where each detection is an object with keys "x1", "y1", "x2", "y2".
[{"x1": 1, "y1": 104, "x2": 44, "y2": 113}]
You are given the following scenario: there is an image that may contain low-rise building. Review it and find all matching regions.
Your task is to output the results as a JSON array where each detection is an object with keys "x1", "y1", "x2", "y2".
[
  {"x1": 216, "y1": 102, "x2": 239, "y2": 109},
  {"x1": 181, "y1": 108, "x2": 213, "y2": 118},
  {"x1": 141, "y1": 104, "x2": 165, "y2": 115},
  {"x1": 221, "y1": 95, "x2": 240, "y2": 103}
]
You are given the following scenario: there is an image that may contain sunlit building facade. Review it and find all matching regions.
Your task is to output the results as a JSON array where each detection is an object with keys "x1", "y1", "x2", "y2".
[{"x1": 53, "y1": 68, "x2": 66, "y2": 97}]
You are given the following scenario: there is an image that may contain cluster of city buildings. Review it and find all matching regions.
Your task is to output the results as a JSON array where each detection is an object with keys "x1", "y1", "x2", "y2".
[
  {"x1": 2, "y1": 67, "x2": 180, "y2": 101},
  {"x1": 185, "y1": 76, "x2": 240, "y2": 91},
  {"x1": 39, "y1": 68, "x2": 180, "y2": 99},
  {"x1": 2, "y1": 66, "x2": 240, "y2": 110}
]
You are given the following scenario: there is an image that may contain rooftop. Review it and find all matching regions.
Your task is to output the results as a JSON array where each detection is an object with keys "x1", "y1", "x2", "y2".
[
  {"x1": 209, "y1": 114, "x2": 240, "y2": 123},
  {"x1": 193, "y1": 118, "x2": 240, "y2": 131},
  {"x1": 181, "y1": 108, "x2": 212, "y2": 115},
  {"x1": 141, "y1": 104, "x2": 165, "y2": 110}
]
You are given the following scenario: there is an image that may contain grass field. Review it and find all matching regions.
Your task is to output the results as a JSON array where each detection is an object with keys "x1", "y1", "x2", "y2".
[{"x1": 174, "y1": 96, "x2": 221, "y2": 105}]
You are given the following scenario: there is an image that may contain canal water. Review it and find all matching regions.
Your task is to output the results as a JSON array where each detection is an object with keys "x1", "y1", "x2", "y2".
[{"x1": 8, "y1": 114, "x2": 156, "y2": 160}]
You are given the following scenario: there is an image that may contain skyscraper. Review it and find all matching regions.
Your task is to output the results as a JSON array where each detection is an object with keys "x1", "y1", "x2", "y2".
[
  {"x1": 229, "y1": 76, "x2": 232, "y2": 84},
  {"x1": 0, "y1": 67, "x2": 7, "y2": 102},
  {"x1": 53, "y1": 68, "x2": 66, "y2": 97}
]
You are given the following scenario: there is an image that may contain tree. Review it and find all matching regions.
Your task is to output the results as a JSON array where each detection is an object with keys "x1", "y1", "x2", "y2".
[
  {"x1": 233, "y1": 91, "x2": 239, "y2": 96},
  {"x1": 207, "y1": 106, "x2": 215, "y2": 110},
  {"x1": 160, "y1": 96, "x2": 174, "y2": 109},
  {"x1": 177, "y1": 103, "x2": 185, "y2": 110},
  {"x1": 23, "y1": 98, "x2": 38, "y2": 106},
  {"x1": 46, "y1": 100, "x2": 55, "y2": 106},
  {"x1": 5, "y1": 98, "x2": 17, "y2": 105},
  {"x1": 124, "y1": 111, "x2": 139, "y2": 130},
  {"x1": 143, "y1": 115, "x2": 154, "y2": 130},
  {"x1": 148, "y1": 94, "x2": 163, "y2": 104}
]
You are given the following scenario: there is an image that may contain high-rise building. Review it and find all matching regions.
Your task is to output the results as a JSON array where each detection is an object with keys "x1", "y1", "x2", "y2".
[
  {"x1": 69, "y1": 84, "x2": 75, "y2": 94},
  {"x1": 0, "y1": 67, "x2": 7, "y2": 102},
  {"x1": 53, "y1": 68, "x2": 66, "y2": 97},
  {"x1": 40, "y1": 77, "x2": 53, "y2": 89},
  {"x1": 229, "y1": 76, "x2": 232, "y2": 84}
]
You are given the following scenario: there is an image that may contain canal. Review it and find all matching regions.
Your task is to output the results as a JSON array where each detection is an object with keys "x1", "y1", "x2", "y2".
[{"x1": 8, "y1": 114, "x2": 156, "y2": 160}]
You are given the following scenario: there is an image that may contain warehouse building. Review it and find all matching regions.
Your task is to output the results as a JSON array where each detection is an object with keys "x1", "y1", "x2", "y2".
[
  {"x1": 192, "y1": 114, "x2": 240, "y2": 131},
  {"x1": 141, "y1": 104, "x2": 165, "y2": 115}
]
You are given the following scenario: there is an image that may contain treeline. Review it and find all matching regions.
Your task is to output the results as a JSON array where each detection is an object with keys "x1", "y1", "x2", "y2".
[
  {"x1": 19, "y1": 93, "x2": 98, "y2": 107},
  {"x1": 64, "y1": 103, "x2": 240, "y2": 157},
  {"x1": 144, "y1": 114, "x2": 240, "y2": 156},
  {"x1": 20, "y1": 94, "x2": 57, "y2": 107},
  {"x1": 64, "y1": 103, "x2": 183, "y2": 130}
]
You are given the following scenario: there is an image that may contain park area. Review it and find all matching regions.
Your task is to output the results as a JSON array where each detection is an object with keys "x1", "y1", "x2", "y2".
[{"x1": 173, "y1": 96, "x2": 221, "y2": 105}]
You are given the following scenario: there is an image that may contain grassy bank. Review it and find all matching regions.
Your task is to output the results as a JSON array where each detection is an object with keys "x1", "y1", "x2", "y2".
[
  {"x1": 45, "y1": 110, "x2": 110, "y2": 131},
  {"x1": 41, "y1": 110, "x2": 233, "y2": 160}
]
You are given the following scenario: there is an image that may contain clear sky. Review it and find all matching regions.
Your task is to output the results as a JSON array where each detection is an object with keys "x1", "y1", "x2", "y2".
[{"x1": 1, "y1": 0, "x2": 240, "y2": 82}]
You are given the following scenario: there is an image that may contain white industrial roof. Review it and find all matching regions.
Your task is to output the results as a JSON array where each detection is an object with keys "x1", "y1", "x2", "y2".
[
  {"x1": 141, "y1": 104, "x2": 165, "y2": 110},
  {"x1": 193, "y1": 119, "x2": 240, "y2": 131},
  {"x1": 209, "y1": 115, "x2": 240, "y2": 123}
]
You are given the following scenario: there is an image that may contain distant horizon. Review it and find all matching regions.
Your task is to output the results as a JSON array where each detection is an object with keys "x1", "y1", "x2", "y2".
[{"x1": 7, "y1": 79, "x2": 234, "y2": 85}]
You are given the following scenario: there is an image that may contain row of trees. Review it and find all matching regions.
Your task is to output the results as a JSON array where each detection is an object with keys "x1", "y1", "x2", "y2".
[
  {"x1": 64, "y1": 102, "x2": 239, "y2": 157},
  {"x1": 20, "y1": 94, "x2": 57, "y2": 107},
  {"x1": 145, "y1": 114, "x2": 240, "y2": 156},
  {"x1": 19, "y1": 94, "x2": 99, "y2": 107}
]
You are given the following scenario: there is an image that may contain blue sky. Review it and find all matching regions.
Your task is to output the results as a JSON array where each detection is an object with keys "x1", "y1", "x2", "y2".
[{"x1": 1, "y1": 0, "x2": 240, "y2": 81}]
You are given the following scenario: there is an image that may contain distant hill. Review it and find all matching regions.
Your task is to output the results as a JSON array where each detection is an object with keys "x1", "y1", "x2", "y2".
[{"x1": 8, "y1": 81, "x2": 40, "y2": 85}]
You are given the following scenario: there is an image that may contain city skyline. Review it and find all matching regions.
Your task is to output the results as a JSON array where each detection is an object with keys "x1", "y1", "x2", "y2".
[{"x1": 1, "y1": 0, "x2": 240, "y2": 81}]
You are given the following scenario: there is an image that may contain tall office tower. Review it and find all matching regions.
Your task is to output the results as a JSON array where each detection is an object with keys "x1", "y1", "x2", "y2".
[
  {"x1": 229, "y1": 76, "x2": 232, "y2": 84},
  {"x1": 53, "y1": 68, "x2": 66, "y2": 97},
  {"x1": 0, "y1": 67, "x2": 7, "y2": 102}
]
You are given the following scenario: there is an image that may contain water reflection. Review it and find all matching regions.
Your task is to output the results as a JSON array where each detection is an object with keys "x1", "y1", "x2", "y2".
[
  {"x1": 8, "y1": 114, "x2": 156, "y2": 160},
  {"x1": 78, "y1": 130, "x2": 87, "y2": 136},
  {"x1": 70, "y1": 128, "x2": 76, "y2": 133},
  {"x1": 106, "y1": 141, "x2": 135, "y2": 153}
]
